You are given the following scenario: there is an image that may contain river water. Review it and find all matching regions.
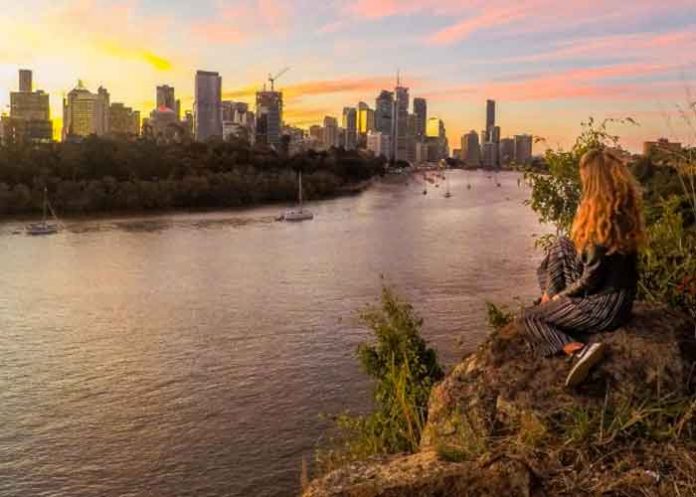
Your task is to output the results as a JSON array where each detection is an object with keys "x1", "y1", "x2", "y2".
[{"x1": 0, "y1": 170, "x2": 551, "y2": 497}]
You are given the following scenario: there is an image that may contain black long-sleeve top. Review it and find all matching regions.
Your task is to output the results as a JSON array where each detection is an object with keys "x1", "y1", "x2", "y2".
[{"x1": 559, "y1": 244, "x2": 639, "y2": 298}]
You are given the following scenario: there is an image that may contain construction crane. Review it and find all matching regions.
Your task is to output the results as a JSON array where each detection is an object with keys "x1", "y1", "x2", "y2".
[{"x1": 268, "y1": 67, "x2": 290, "y2": 92}]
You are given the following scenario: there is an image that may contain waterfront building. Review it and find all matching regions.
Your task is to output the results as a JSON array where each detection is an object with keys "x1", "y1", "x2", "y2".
[
  {"x1": 255, "y1": 90, "x2": 283, "y2": 148},
  {"x1": 62, "y1": 81, "x2": 110, "y2": 140},
  {"x1": 109, "y1": 103, "x2": 140, "y2": 137},
  {"x1": 357, "y1": 102, "x2": 375, "y2": 135},
  {"x1": 514, "y1": 134, "x2": 533, "y2": 164},
  {"x1": 5, "y1": 69, "x2": 52, "y2": 143},
  {"x1": 374, "y1": 90, "x2": 393, "y2": 135},
  {"x1": 194, "y1": 70, "x2": 222, "y2": 141},
  {"x1": 425, "y1": 118, "x2": 448, "y2": 161},
  {"x1": 322, "y1": 116, "x2": 339, "y2": 149},
  {"x1": 366, "y1": 131, "x2": 392, "y2": 159},
  {"x1": 342, "y1": 107, "x2": 357, "y2": 150},
  {"x1": 499, "y1": 137, "x2": 515, "y2": 165},
  {"x1": 415, "y1": 141, "x2": 429, "y2": 164},
  {"x1": 413, "y1": 97, "x2": 427, "y2": 141},
  {"x1": 460, "y1": 130, "x2": 481, "y2": 167},
  {"x1": 222, "y1": 101, "x2": 255, "y2": 143}
]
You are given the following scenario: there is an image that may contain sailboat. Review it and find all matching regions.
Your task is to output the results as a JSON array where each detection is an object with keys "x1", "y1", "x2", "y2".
[
  {"x1": 281, "y1": 171, "x2": 314, "y2": 222},
  {"x1": 26, "y1": 188, "x2": 60, "y2": 236}
]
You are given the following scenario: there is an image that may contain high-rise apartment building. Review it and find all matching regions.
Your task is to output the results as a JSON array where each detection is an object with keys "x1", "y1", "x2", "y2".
[
  {"x1": 514, "y1": 134, "x2": 533, "y2": 164},
  {"x1": 413, "y1": 98, "x2": 427, "y2": 141},
  {"x1": 482, "y1": 142, "x2": 498, "y2": 167},
  {"x1": 322, "y1": 116, "x2": 339, "y2": 149},
  {"x1": 375, "y1": 90, "x2": 393, "y2": 135},
  {"x1": 342, "y1": 107, "x2": 357, "y2": 150},
  {"x1": 357, "y1": 101, "x2": 375, "y2": 136},
  {"x1": 194, "y1": 70, "x2": 222, "y2": 141},
  {"x1": 5, "y1": 69, "x2": 52, "y2": 143},
  {"x1": 255, "y1": 90, "x2": 283, "y2": 147},
  {"x1": 460, "y1": 130, "x2": 480, "y2": 166},
  {"x1": 62, "y1": 81, "x2": 110, "y2": 140},
  {"x1": 109, "y1": 103, "x2": 140, "y2": 136}
]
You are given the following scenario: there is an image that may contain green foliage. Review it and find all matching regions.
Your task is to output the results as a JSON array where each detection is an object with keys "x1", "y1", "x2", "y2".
[
  {"x1": 485, "y1": 301, "x2": 514, "y2": 332},
  {"x1": 316, "y1": 286, "x2": 443, "y2": 473},
  {"x1": 524, "y1": 117, "x2": 632, "y2": 233},
  {"x1": 0, "y1": 137, "x2": 386, "y2": 216}
]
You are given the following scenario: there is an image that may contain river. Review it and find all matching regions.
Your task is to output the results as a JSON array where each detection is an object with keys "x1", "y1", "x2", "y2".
[{"x1": 0, "y1": 170, "x2": 551, "y2": 497}]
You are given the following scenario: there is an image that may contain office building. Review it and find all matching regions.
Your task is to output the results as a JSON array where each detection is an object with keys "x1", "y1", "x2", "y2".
[
  {"x1": 309, "y1": 125, "x2": 323, "y2": 142},
  {"x1": 5, "y1": 69, "x2": 52, "y2": 143},
  {"x1": 157, "y1": 85, "x2": 176, "y2": 111},
  {"x1": 109, "y1": 103, "x2": 140, "y2": 136},
  {"x1": 486, "y1": 99, "x2": 495, "y2": 141},
  {"x1": 393, "y1": 84, "x2": 409, "y2": 162},
  {"x1": 514, "y1": 134, "x2": 533, "y2": 164},
  {"x1": 194, "y1": 70, "x2": 222, "y2": 141},
  {"x1": 342, "y1": 107, "x2": 357, "y2": 150},
  {"x1": 413, "y1": 98, "x2": 427, "y2": 140},
  {"x1": 460, "y1": 130, "x2": 480, "y2": 167},
  {"x1": 62, "y1": 81, "x2": 110, "y2": 140},
  {"x1": 322, "y1": 116, "x2": 339, "y2": 148},
  {"x1": 255, "y1": 90, "x2": 283, "y2": 147},
  {"x1": 375, "y1": 90, "x2": 393, "y2": 134},
  {"x1": 367, "y1": 131, "x2": 392, "y2": 159}
]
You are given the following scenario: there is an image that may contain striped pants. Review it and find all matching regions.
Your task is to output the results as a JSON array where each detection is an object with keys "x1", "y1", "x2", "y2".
[{"x1": 520, "y1": 237, "x2": 634, "y2": 357}]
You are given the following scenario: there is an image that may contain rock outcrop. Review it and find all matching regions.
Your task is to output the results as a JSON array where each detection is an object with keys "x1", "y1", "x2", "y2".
[{"x1": 304, "y1": 303, "x2": 695, "y2": 497}]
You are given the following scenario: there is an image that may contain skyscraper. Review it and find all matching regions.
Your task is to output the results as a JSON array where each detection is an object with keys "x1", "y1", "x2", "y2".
[
  {"x1": 499, "y1": 137, "x2": 515, "y2": 165},
  {"x1": 393, "y1": 84, "x2": 409, "y2": 162},
  {"x1": 156, "y1": 85, "x2": 176, "y2": 111},
  {"x1": 62, "y1": 81, "x2": 110, "y2": 140},
  {"x1": 460, "y1": 130, "x2": 480, "y2": 167},
  {"x1": 413, "y1": 98, "x2": 427, "y2": 141},
  {"x1": 255, "y1": 90, "x2": 283, "y2": 147},
  {"x1": 109, "y1": 103, "x2": 140, "y2": 136},
  {"x1": 514, "y1": 134, "x2": 533, "y2": 164},
  {"x1": 194, "y1": 70, "x2": 222, "y2": 141},
  {"x1": 5, "y1": 69, "x2": 52, "y2": 143},
  {"x1": 342, "y1": 107, "x2": 357, "y2": 150},
  {"x1": 486, "y1": 99, "x2": 495, "y2": 141},
  {"x1": 19, "y1": 69, "x2": 32, "y2": 93},
  {"x1": 374, "y1": 90, "x2": 393, "y2": 135},
  {"x1": 322, "y1": 116, "x2": 339, "y2": 149}
]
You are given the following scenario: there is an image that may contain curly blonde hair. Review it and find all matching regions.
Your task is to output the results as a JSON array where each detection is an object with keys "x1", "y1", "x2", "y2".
[{"x1": 571, "y1": 149, "x2": 644, "y2": 254}]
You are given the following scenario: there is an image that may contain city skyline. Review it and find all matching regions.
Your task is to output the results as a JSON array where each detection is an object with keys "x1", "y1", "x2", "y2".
[{"x1": 1, "y1": 0, "x2": 695, "y2": 152}]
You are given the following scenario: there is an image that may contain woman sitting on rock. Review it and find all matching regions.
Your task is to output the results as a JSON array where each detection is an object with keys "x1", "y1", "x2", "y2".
[{"x1": 519, "y1": 148, "x2": 644, "y2": 387}]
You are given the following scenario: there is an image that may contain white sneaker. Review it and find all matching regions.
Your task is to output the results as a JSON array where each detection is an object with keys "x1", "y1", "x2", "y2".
[{"x1": 565, "y1": 342, "x2": 607, "y2": 387}]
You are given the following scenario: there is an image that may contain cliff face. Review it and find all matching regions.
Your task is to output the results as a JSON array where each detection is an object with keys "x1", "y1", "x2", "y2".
[{"x1": 304, "y1": 303, "x2": 695, "y2": 497}]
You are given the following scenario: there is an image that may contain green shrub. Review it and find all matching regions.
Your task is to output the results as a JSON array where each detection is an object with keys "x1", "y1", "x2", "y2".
[{"x1": 316, "y1": 285, "x2": 443, "y2": 473}]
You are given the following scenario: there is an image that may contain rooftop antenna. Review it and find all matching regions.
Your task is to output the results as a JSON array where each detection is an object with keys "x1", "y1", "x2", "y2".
[{"x1": 396, "y1": 68, "x2": 401, "y2": 87}]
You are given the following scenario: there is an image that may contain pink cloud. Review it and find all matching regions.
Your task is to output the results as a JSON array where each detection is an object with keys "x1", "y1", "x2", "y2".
[{"x1": 426, "y1": 6, "x2": 527, "y2": 45}]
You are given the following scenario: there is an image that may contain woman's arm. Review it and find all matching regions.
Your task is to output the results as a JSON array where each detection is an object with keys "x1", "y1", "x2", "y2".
[{"x1": 556, "y1": 245, "x2": 608, "y2": 298}]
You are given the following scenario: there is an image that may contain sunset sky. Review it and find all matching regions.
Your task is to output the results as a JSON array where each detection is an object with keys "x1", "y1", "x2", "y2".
[{"x1": 1, "y1": 0, "x2": 695, "y2": 151}]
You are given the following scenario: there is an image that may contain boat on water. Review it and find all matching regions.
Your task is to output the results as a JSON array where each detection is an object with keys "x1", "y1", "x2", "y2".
[
  {"x1": 279, "y1": 171, "x2": 314, "y2": 222},
  {"x1": 26, "y1": 188, "x2": 60, "y2": 236}
]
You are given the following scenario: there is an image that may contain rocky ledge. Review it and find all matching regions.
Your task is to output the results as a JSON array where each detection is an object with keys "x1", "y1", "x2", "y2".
[{"x1": 303, "y1": 303, "x2": 695, "y2": 497}]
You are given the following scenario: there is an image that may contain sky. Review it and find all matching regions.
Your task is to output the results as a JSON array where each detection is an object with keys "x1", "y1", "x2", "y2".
[{"x1": 0, "y1": 0, "x2": 695, "y2": 152}]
